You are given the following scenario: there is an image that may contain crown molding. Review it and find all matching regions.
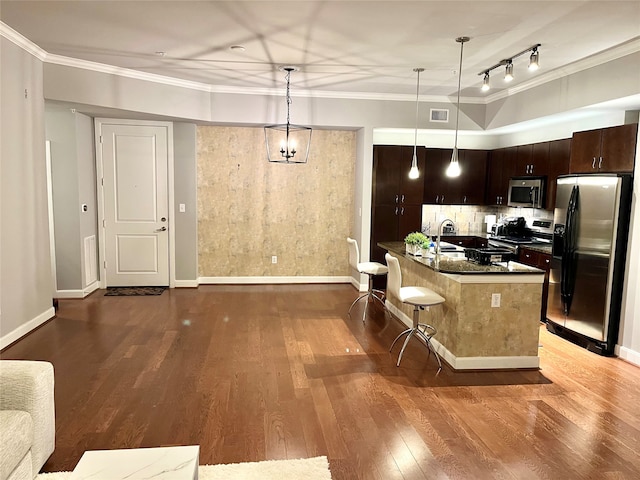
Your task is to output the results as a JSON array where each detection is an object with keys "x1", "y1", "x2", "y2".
[
  {"x1": 3, "y1": 20, "x2": 639, "y2": 106},
  {"x1": 44, "y1": 53, "x2": 215, "y2": 93},
  {"x1": 0, "y1": 21, "x2": 47, "y2": 60}
]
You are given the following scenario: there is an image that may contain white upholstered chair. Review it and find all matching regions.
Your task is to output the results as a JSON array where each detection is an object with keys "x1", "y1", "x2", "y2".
[
  {"x1": 385, "y1": 253, "x2": 445, "y2": 370},
  {"x1": 347, "y1": 237, "x2": 388, "y2": 323}
]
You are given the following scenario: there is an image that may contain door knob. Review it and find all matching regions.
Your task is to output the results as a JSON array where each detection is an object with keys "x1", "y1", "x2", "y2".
[
  {"x1": 155, "y1": 226, "x2": 167, "y2": 232},
  {"x1": 161, "y1": 217, "x2": 167, "y2": 222}
]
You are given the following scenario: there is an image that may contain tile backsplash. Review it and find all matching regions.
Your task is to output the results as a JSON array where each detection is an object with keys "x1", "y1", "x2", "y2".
[{"x1": 421, "y1": 204, "x2": 554, "y2": 236}]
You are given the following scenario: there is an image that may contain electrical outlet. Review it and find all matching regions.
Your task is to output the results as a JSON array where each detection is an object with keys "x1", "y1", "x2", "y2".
[
  {"x1": 271, "y1": 256, "x2": 277, "y2": 264},
  {"x1": 491, "y1": 293, "x2": 501, "y2": 308}
]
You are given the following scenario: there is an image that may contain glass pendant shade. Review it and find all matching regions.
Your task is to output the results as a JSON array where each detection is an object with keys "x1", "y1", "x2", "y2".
[
  {"x1": 408, "y1": 151, "x2": 420, "y2": 179},
  {"x1": 446, "y1": 148, "x2": 461, "y2": 177}
]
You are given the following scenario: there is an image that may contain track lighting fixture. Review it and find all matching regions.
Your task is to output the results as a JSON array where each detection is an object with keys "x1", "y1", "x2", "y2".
[
  {"x1": 481, "y1": 72, "x2": 490, "y2": 91},
  {"x1": 529, "y1": 47, "x2": 539, "y2": 70},
  {"x1": 477, "y1": 43, "x2": 541, "y2": 91},
  {"x1": 504, "y1": 61, "x2": 514, "y2": 82}
]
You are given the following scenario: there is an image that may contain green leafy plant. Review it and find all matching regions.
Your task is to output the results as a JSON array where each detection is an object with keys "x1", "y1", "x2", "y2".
[{"x1": 404, "y1": 232, "x2": 428, "y2": 245}]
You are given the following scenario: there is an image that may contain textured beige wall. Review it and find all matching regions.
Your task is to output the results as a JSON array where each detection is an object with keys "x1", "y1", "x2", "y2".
[{"x1": 197, "y1": 126, "x2": 356, "y2": 277}]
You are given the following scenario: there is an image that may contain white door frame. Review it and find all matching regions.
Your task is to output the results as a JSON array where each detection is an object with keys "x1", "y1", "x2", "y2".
[{"x1": 95, "y1": 118, "x2": 176, "y2": 288}]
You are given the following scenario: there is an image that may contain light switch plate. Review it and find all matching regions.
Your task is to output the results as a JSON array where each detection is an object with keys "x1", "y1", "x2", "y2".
[
  {"x1": 491, "y1": 293, "x2": 501, "y2": 308},
  {"x1": 179, "y1": 203, "x2": 186, "y2": 213}
]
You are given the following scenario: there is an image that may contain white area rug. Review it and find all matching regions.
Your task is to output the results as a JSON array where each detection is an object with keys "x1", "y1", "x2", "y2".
[{"x1": 37, "y1": 456, "x2": 332, "y2": 480}]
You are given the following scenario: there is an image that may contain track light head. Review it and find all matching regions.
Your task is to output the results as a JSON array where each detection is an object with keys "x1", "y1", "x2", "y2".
[
  {"x1": 481, "y1": 72, "x2": 490, "y2": 91},
  {"x1": 504, "y1": 61, "x2": 514, "y2": 82},
  {"x1": 529, "y1": 48, "x2": 539, "y2": 70}
]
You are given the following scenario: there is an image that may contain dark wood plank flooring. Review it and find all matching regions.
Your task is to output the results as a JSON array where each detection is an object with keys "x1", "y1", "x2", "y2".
[{"x1": 2, "y1": 284, "x2": 640, "y2": 479}]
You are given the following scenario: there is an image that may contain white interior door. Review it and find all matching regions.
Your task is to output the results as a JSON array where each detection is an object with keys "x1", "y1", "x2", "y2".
[{"x1": 100, "y1": 124, "x2": 169, "y2": 286}]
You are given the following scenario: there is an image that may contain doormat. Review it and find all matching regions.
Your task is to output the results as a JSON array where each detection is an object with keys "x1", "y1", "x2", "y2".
[{"x1": 104, "y1": 286, "x2": 167, "y2": 296}]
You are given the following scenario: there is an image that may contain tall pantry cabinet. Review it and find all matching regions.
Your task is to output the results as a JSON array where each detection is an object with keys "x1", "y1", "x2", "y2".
[{"x1": 370, "y1": 145, "x2": 425, "y2": 284}]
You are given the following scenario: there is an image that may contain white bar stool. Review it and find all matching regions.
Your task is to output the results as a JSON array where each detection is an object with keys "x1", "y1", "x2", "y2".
[
  {"x1": 385, "y1": 253, "x2": 445, "y2": 370},
  {"x1": 347, "y1": 237, "x2": 389, "y2": 323}
]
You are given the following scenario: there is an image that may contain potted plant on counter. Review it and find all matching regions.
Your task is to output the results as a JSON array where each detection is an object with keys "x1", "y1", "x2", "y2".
[{"x1": 404, "y1": 232, "x2": 429, "y2": 256}]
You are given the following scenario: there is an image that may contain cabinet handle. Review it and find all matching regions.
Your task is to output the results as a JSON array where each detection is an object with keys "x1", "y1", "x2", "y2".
[
  {"x1": 400, "y1": 207, "x2": 405, "y2": 215},
  {"x1": 435, "y1": 195, "x2": 439, "y2": 203},
  {"x1": 401, "y1": 194, "x2": 405, "y2": 203},
  {"x1": 395, "y1": 194, "x2": 399, "y2": 204},
  {"x1": 442, "y1": 195, "x2": 445, "y2": 203},
  {"x1": 463, "y1": 195, "x2": 467, "y2": 204},
  {"x1": 395, "y1": 207, "x2": 398, "y2": 215},
  {"x1": 592, "y1": 157, "x2": 597, "y2": 169},
  {"x1": 598, "y1": 157, "x2": 603, "y2": 169}
]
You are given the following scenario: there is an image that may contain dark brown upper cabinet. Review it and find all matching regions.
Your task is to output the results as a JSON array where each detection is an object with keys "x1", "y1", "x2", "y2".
[
  {"x1": 423, "y1": 148, "x2": 488, "y2": 205},
  {"x1": 569, "y1": 124, "x2": 638, "y2": 174},
  {"x1": 486, "y1": 147, "x2": 516, "y2": 206}
]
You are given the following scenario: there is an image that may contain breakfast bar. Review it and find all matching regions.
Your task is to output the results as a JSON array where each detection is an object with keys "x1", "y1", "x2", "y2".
[{"x1": 379, "y1": 241, "x2": 545, "y2": 370}]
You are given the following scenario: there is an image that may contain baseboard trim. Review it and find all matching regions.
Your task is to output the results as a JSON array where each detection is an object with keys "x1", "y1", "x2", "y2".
[
  {"x1": 174, "y1": 280, "x2": 198, "y2": 288},
  {"x1": 198, "y1": 276, "x2": 352, "y2": 285},
  {"x1": 349, "y1": 277, "x2": 367, "y2": 292},
  {"x1": 616, "y1": 345, "x2": 640, "y2": 367},
  {"x1": 385, "y1": 301, "x2": 540, "y2": 370},
  {"x1": 0, "y1": 307, "x2": 56, "y2": 350},
  {"x1": 55, "y1": 281, "x2": 100, "y2": 299}
]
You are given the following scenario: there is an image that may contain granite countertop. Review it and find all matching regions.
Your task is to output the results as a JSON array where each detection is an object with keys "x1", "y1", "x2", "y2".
[
  {"x1": 379, "y1": 242, "x2": 545, "y2": 275},
  {"x1": 521, "y1": 244, "x2": 552, "y2": 255}
]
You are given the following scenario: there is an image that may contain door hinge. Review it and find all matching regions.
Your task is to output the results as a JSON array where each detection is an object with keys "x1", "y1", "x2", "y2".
[
  {"x1": 101, "y1": 178, "x2": 104, "y2": 186},
  {"x1": 103, "y1": 261, "x2": 107, "y2": 269},
  {"x1": 99, "y1": 135, "x2": 103, "y2": 144},
  {"x1": 102, "y1": 219, "x2": 106, "y2": 228}
]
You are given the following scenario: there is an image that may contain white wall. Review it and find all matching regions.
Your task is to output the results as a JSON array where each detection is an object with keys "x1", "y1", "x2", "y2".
[
  {"x1": 44, "y1": 107, "x2": 98, "y2": 296},
  {"x1": 173, "y1": 123, "x2": 198, "y2": 284},
  {"x1": 0, "y1": 38, "x2": 55, "y2": 349}
]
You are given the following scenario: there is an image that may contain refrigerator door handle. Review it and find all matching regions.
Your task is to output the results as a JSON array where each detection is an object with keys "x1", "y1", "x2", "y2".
[{"x1": 561, "y1": 185, "x2": 579, "y2": 315}]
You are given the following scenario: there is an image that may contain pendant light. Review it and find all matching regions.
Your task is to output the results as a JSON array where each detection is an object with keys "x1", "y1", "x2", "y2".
[
  {"x1": 264, "y1": 66, "x2": 312, "y2": 164},
  {"x1": 446, "y1": 36, "x2": 469, "y2": 178},
  {"x1": 408, "y1": 67, "x2": 424, "y2": 180}
]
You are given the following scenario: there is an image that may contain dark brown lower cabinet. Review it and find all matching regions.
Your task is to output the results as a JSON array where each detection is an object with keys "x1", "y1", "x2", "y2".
[
  {"x1": 370, "y1": 204, "x2": 422, "y2": 288},
  {"x1": 518, "y1": 247, "x2": 552, "y2": 322}
]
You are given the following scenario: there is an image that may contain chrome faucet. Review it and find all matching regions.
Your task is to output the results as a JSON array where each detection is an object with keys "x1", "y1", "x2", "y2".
[{"x1": 436, "y1": 218, "x2": 455, "y2": 255}]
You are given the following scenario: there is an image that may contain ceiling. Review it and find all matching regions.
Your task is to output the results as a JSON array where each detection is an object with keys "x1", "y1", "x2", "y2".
[{"x1": 1, "y1": 0, "x2": 639, "y2": 100}]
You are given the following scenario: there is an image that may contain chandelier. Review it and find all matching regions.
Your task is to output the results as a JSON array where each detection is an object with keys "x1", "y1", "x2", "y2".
[{"x1": 264, "y1": 66, "x2": 312, "y2": 164}]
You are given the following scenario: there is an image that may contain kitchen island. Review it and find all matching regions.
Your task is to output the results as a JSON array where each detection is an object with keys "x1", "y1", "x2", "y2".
[{"x1": 380, "y1": 241, "x2": 545, "y2": 370}]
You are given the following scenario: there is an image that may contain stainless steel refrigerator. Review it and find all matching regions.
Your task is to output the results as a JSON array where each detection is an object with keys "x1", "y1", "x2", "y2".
[{"x1": 546, "y1": 174, "x2": 632, "y2": 355}]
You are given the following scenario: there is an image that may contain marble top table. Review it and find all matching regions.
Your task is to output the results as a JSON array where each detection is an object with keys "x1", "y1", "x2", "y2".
[{"x1": 69, "y1": 445, "x2": 199, "y2": 480}]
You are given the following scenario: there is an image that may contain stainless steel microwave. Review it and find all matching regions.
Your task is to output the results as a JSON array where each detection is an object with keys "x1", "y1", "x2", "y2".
[{"x1": 507, "y1": 176, "x2": 545, "y2": 208}]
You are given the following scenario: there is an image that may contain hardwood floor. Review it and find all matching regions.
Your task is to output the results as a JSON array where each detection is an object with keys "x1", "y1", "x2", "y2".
[{"x1": 2, "y1": 284, "x2": 640, "y2": 479}]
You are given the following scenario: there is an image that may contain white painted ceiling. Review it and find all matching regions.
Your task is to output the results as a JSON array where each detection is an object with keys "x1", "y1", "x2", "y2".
[{"x1": 2, "y1": 0, "x2": 639, "y2": 100}]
